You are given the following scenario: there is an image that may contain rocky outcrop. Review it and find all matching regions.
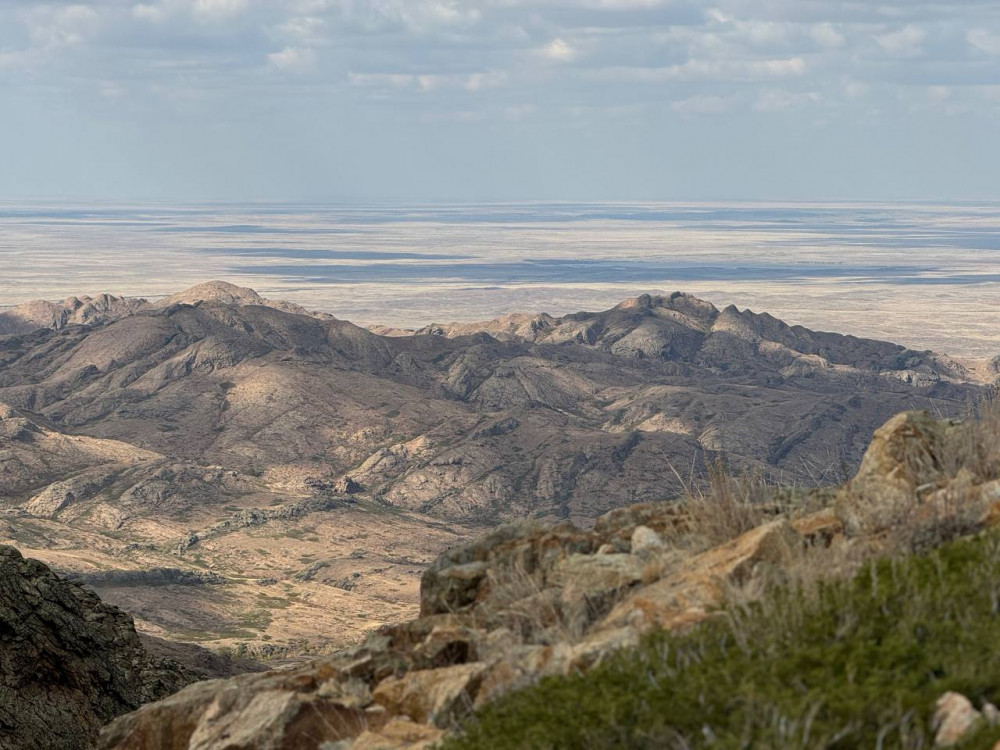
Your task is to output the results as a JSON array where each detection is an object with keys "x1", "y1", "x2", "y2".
[
  {"x1": 835, "y1": 410, "x2": 1000, "y2": 547},
  {"x1": 98, "y1": 498, "x2": 813, "y2": 750},
  {"x1": 98, "y1": 408, "x2": 1000, "y2": 750},
  {"x1": 0, "y1": 545, "x2": 194, "y2": 750}
]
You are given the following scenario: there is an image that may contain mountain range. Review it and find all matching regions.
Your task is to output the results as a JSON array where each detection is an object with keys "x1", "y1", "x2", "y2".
[{"x1": 0, "y1": 281, "x2": 987, "y2": 653}]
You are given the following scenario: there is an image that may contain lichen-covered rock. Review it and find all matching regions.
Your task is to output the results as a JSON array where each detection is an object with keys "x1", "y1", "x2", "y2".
[
  {"x1": 0, "y1": 545, "x2": 192, "y2": 750},
  {"x1": 598, "y1": 519, "x2": 801, "y2": 632},
  {"x1": 836, "y1": 411, "x2": 957, "y2": 536},
  {"x1": 372, "y1": 663, "x2": 488, "y2": 728},
  {"x1": 99, "y1": 662, "x2": 370, "y2": 750},
  {"x1": 630, "y1": 525, "x2": 665, "y2": 555}
]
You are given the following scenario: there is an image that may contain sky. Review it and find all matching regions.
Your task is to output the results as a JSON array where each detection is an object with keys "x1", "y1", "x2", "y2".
[{"x1": 0, "y1": 0, "x2": 998, "y2": 202}]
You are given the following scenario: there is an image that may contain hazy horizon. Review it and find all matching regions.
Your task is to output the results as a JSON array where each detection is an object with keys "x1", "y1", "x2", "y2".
[{"x1": 2, "y1": 199, "x2": 999, "y2": 358}]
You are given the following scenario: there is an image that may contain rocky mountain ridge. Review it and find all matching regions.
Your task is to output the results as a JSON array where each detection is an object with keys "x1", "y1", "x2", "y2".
[{"x1": 0, "y1": 283, "x2": 988, "y2": 653}]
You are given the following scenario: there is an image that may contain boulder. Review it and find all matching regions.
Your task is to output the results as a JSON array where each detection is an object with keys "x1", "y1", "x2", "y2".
[
  {"x1": 372, "y1": 663, "x2": 488, "y2": 728},
  {"x1": 349, "y1": 718, "x2": 445, "y2": 750},
  {"x1": 836, "y1": 412, "x2": 956, "y2": 536},
  {"x1": 598, "y1": 519, "x2": 800, "y2": 632},
  {"x1": 551, "y1": 553, "x2": 646, "y2": 633},
  {"x1": 933, "y1": 692, "x2": 983, "y2": 747},
  {"x1": 99, "y1": 663, "x2": 369, "y2": 750},
  {"x1": 630, "y1": 525, "x2": 665, "y2": 555}
]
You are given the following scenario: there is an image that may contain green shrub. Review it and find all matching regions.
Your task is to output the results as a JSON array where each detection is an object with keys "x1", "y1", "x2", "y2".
[{"x1": 445, "y1": 531, "x2": 1000, "y2": 749}]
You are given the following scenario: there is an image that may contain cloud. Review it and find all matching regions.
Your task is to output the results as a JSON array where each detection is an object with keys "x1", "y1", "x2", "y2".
[
  {"x1": 348, "y1": 70, "x2": 506, "y2": 92},
  {"x1": 968, "y1": 29, "x2": 1000, "y2": 55},
  {"x1": 541, "y1": 38, "x2": 576, "y2": 62},
  {"x1": 132, "y1": 4, "x2": 168, "y2": 23},
  {"x1": 670, "y1": 94, "x2": 729, "y2": 115},
  {"x1": 192, "y1": 0, "x2": 248, "y2": 22},
  {"x1": 267, "y1": 46, "x2": 317, "y2": 72},
  {"x1": 753, "y1": 88, "x2": 821, "y2": 112},
  {"x1": 25, "y1": 4, "x2": 100, "y2": 49},
  {"x1": 2, "y1": 0, "x2": 1000, "y2": 201},
  {"x1": 810, "y1": 23, "x2": 845, "y2": 50},
  {"x1": 588, "y1": 56, "x2": 806, "y2": 83},
  {"x1": 874, "y1": 25, "x2": 926, "y2": 58}
]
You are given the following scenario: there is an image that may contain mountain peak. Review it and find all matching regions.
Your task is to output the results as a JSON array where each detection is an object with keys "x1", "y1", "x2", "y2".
[{"x1": 154, "y1": 281, "x2": 265, "y2": 308}]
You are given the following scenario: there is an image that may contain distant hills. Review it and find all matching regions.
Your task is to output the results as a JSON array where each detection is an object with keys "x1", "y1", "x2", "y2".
[{"x1": 0, "y1": 281, "x2": 986, "y2": 650}]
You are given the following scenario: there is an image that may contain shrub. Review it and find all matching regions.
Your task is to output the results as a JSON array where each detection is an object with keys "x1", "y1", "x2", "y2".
[{"x1": 444, "y1": 530, "x2": 1000, "y2": 749}]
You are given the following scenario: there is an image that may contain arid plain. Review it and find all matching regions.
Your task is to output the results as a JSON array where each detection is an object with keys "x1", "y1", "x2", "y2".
[{"x1": 3, "y1": 202, "x2": 1000, "y2": 358}]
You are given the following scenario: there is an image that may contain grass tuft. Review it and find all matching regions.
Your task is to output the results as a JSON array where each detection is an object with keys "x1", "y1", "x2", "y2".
[{"x1": 444, "y1": 529, "x2": 1000, "y2": 749}]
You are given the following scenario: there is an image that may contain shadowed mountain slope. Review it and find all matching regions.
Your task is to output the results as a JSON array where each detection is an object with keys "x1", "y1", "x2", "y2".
[{"x1": 0, "y1": 283, "x2": 986, "y2": 652}]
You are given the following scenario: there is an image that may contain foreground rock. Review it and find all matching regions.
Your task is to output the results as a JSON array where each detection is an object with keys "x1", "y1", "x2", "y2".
[
  {"x1": 0, "y1": 546, "x2": 195, "y2": 750},
  {"x1": 99, "y1": 499, "x2": 817, "y2": 749}
]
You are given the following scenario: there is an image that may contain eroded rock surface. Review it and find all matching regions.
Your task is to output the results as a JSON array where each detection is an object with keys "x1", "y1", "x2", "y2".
[
  {"x1": 98, "y1": 496, "x2": 818, "y2": 750},
  {"x1": 99, "y1": 409, "x2": 1000, "y2": 750},
  {"x1": 0, "y1": 545, "x2": 193, "y2": 750}
]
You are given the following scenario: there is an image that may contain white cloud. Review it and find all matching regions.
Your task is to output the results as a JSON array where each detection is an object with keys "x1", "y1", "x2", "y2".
[
  {"x1": 348, "y1": 70, "x2": 506, "y2": 92},
  {"x1": 465, "y1": 70, "x2": 507, "y2": 91},
  {"x1": 541, "y1": 38, "x2": 576, "y2": 62},
  {"x1": 968, "y1": 28, "x2": 1000, "y2": 55},
  {"x1": 267, "y1": 46, "x2": 317, "y2": 73},
  {"x1": 278, "y1": 16, "x2": 326, "y2": 39},
  {"x1": 670, "y1": 94, "x2": 729, "y2": 115},
  {"x1": 811, "y1": 23, "x2": 845, "y2": 50},
  {"x1": 192, "y1": 0, "x2": 248, "y2": 22},
  {"x1": 588, "y1": 56, "x2": 806, "y2": 83},
  {"x1": 26, "y1": 5, "x2": 100, "y2": 50},
  {"x1": 874, "y1": 25, "x2": 926, "y2": 57},
  {"x1": 753, "y1": 88, "x2": 821, "y2": 112},
  {"x1": 132, "y1": 4, "x2": 168, "y2": 23}
]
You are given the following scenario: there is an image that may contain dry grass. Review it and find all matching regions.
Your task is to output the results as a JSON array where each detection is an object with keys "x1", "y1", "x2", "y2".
[{"x1": 665, "y1": 459, "x2": 823, "y2": 552}]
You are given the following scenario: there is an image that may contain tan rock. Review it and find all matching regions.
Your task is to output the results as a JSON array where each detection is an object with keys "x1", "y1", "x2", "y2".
[
  {"x1": 552, "y1": 552, "x2": 646, "y2": 632},
  {"x1": 630, "y1": 525, "x2": 665, "y2": 555},
  {"x1": 372, "y1": 662, "x2": 488, "y2": 728},
  {"x1": 791, "y1": 507, "x2": 843, "y2": 546},
  {"x1": 933, "y1": 692, "x2": 982, "y2": 747},
  {"x1": 836, "y1": 411, "x2": 957, "y2": 536},
  {"x1": 551, "y1": 553, "x2": 645, "y2": 594},
  {"x1": 474, "y1": 644, "x2": 574, "y2": 708},
  {"x1": 99, "y1": 663, "x2": 366, "y2": 750},
  {"x1": 566, "y1": 626, "x2": 641, "y2": 673},
  {"x1": 350, "y1": 718, "x2": 445, "y2": 750},
  {"x1": 598, "y1": 519, "x2": 800, "y2": 632},
  {"x1": 412, "y1": 622, "x2": 479, "y2": 668}
]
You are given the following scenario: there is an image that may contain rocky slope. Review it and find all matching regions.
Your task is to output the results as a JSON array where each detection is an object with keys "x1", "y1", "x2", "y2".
[
  {"x1": 0, "y1": 545, "x2": 195, "y2": 750},
  {"x1": 0, "y1": 281, "x2": 324, "y2": 336},
  {"x1": 0, "y1": 283, "x2": 987, "y2": 654},
  {"x1": 97, "y1": 409, "x2": 1000, "y2": 749}
]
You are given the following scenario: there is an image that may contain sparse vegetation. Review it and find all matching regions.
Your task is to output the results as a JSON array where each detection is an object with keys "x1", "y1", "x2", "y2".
[{"x1": 446, "y1": 529, "x2": 1000, "y2": 749}]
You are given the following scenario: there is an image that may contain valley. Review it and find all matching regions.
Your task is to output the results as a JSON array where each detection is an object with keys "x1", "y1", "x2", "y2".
[{"x1": 0, "y1": 281, "x2": 986, "y2": 654}]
